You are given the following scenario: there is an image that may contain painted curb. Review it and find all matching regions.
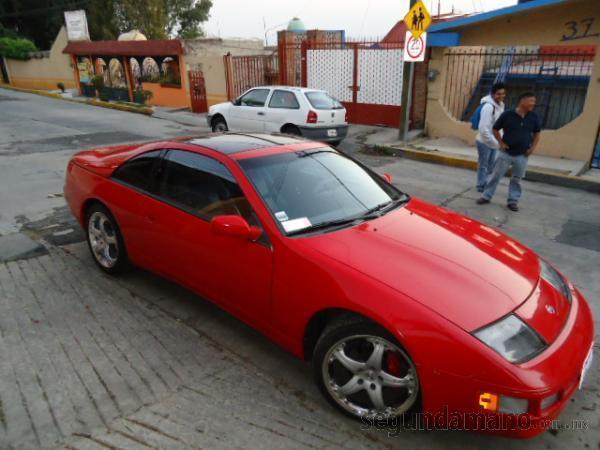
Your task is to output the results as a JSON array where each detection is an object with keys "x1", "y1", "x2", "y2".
[
  {"x1": 382, "y1": 146, "x2": 600, "y2": 194},
  {"x1": 0, "y1": 84, "x2": 153, "y2": 116}
]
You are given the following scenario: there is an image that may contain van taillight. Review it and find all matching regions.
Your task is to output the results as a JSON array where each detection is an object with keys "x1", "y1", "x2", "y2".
[{"x1": 307, "y1": 110, "x2": 318, "y2": 124}]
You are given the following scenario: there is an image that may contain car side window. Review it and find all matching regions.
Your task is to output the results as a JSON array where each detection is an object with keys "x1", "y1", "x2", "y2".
[
  {"x1": 159, "y1": 150, "x2": 261, "y2": 226},
  {"x1": 111, "y1": 150, "x2": 161, "y2": 193},
  {"x1": 239, "y1": 89, "x2": 270, "y2": 107},
  {"x1": 268, "y1": 90, "x2": 300, "y2": 109}
]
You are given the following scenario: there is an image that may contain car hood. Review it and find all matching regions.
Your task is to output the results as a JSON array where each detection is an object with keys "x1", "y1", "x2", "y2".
[{"x1": 302, "y1": 198, "x2": 540, "y2": 331}]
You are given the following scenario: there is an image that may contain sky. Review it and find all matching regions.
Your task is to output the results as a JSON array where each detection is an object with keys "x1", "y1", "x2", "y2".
[{"x1": 204, "y1": 0, "x2": 518, "y2": 44}]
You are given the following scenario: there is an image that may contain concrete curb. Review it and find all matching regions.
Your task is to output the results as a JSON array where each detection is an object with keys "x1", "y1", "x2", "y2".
[
  {"x1": 375, "y1": 145, "x2": 600, "y2": 194},
  {"x1": 0, "y1": 84, "x2": 153, "y2": 116}
]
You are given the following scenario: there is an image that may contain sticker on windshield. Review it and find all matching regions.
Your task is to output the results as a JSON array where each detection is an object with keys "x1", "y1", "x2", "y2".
[
  {"x1": 281, "y1": 217, "x2": 311, "y2": 233},
  {"x1": 275, "y1": 211, "x2": 289, "y2": 222}
]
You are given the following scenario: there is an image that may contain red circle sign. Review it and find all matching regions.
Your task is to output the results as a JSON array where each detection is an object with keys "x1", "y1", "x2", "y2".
[{"x1": 406, "y1": 35, "x2": 425, "y2": 59}]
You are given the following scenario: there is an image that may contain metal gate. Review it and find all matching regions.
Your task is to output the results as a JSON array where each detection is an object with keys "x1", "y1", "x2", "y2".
[
  {"x1": 302, "y1": 42, "x2": 404, "y2": 127},
  {"x1": 189, "y1": 70, "x2": 208, "y2": 113},
  {"x1": 224, "y1": 54, "x2": 279, "y2": 100}
]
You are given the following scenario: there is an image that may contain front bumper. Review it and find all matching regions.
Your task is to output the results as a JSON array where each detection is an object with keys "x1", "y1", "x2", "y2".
[
  {"x1": 206, "y1": 114, "x2": 213, "y2": 127},
  {"x1": 298, "y1": 125, "x2": 348, "y2": 143},
  {"x1": 419, "y1": 287, "x2": 594, "y2": 438}
]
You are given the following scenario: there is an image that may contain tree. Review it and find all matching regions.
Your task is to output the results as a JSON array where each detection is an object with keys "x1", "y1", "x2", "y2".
[
  {"x1": 0, "y1": 0, "x2": 213, "y2": 46},
  {"x1": 116, "y1": 0, "x2": 167, "y2": 39},
  {"x1": 86, "y1": 0, "x2": 120, "y2": 41},
  {"x1": 0, "y1": 0, "x2": 84, "y2": 49},
  {"x1": 166, "y1": 0, "x2": 212, "y2": 39}
]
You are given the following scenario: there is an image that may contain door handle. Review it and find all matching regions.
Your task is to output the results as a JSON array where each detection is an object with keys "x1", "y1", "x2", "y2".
[{"x1": 257, "y1": 112, "x2": 265, "y2": 116}]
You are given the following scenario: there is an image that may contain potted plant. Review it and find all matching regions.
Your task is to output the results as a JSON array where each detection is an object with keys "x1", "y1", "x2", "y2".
[
  {"x1": 56, "y1": 81, "x2": 72, "y2": 98},
  {"x1": 134, "y1": 89, "x2": 153, "y2": 105},
  {"x1": 90, "y1": 75, "x2": 104, "y2": 99}
]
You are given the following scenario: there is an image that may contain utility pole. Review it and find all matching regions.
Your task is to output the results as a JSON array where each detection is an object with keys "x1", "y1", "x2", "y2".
[{"x1": 398, "y1": 0, "x2": 417, "y2": 143}]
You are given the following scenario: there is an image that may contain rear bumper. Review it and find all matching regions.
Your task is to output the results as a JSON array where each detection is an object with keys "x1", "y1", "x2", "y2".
[
  {"x1": 418, "y1": 287, "x2": 594, "y2": 438},
  {"x1": 298, "y1": 125, "x2": 348, "y2": 143}
]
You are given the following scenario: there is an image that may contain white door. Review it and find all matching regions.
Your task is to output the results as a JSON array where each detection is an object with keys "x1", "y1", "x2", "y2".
[
  {"x1": 263, "y1": 89, "x2": 304, "y2": 133},
  {"x1": 229, "y1": 88, "x2": 271, "y2": 132}
]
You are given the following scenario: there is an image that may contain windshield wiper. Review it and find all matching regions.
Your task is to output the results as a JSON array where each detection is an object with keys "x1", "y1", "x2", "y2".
[
  {"x1": 287, "y1": 196, "x2": 410, "y2": 236},
  {"x1": 360, "y1": 195, "x2": 410, "y2": 219},
  {"x1": 286, "y1": 217, "x2": 361, "y2": 236}
]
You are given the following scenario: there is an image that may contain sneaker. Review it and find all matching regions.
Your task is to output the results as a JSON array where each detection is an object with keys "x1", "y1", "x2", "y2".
[
  {"x1": 476, "y1": 198, "x2": 490, "y2": 205},
  {"x1": 507, "y1": 203, "x2": 519, "y2": 212}
]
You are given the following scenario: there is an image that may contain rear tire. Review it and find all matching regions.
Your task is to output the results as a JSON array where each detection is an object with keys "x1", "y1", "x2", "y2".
[
  {"x1": 281, "y1": 124, "x2": 302, "y2": 136},
  {"x1": 86, "y1": 203, "x2": 129, "y2": 275},
  {"x1": 212, "y1": 116, "x2": 228, "y2": 132},
  {"x1": 313, "y1": 317, "x2": 420, "y2": 421}
]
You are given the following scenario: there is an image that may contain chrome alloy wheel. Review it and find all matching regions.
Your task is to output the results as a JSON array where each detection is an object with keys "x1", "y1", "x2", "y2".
[
  {"x1": 88, "y1": 211, "x2": 119, "y2": 268},
  {"x1": 322, "y1": 335, "x2": 418, "y2": 419}
]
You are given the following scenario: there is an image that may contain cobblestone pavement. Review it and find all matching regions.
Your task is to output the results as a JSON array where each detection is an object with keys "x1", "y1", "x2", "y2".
[{"x1": 0, "y1": 245, "x2": 390, "y2": 450}]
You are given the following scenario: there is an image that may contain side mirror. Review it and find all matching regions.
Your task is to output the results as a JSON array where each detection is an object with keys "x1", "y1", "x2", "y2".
[
  {"x1": 383, "y1": 173, "x2": 393, "y2": 184},
  {"x1": 232, "y1": 98, "x2": 241, "y2": 106},
  {"x1": 210, "y1": 215, "x2": 262, "y2": 241}
]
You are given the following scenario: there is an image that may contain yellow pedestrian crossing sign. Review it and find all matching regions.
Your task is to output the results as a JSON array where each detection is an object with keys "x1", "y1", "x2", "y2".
[{"x1": 404, "y1": 0, "x2": 432, "y2": 39}]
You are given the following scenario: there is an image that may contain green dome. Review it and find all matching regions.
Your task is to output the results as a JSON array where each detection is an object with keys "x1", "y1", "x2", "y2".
[{"x1": 287, "y1": 17, "x2": 306, "y2": 32}]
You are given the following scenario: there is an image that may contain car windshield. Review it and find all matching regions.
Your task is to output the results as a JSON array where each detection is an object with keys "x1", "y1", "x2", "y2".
[
  {"x1": 305, "y1": 92, "x2": 344, "y2": 110},
  {"x1": 238, "y1": 148, "x2": 407, "y2": 235}
]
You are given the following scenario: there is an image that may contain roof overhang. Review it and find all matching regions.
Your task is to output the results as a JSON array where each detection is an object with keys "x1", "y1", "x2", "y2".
[
  {"x1": 429, "y1": 0, "x2": 569, "y2": 33},
  {"x1": 63, "y1": 39, "x2": 183, "y2": 57}
]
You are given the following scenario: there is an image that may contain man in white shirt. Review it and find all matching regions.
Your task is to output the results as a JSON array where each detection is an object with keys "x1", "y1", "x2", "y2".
[{"x1": 475, "y1": 82, "x2": 506, "y2": 192}]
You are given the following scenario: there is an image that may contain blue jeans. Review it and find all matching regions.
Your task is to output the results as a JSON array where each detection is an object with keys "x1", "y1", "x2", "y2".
[
  {"x1": 476, "y1": 141, "x2": 497, "y2": 192},
  {"x1": 482, "y1": 151, "x2": 528, "y2": 205}
]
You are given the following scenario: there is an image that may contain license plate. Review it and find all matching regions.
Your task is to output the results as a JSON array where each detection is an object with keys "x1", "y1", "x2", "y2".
[
  {"x1": 327, "y1": 129, "x2": 337, "y2": 137},
  {"x1": 579, "y1": 345, "x2": 594, "y2": 389}
]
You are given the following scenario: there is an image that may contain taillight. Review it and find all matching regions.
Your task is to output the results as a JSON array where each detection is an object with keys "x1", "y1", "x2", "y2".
[{"x1": 307, "y1": 110, "x2": 318, "y2": 124}]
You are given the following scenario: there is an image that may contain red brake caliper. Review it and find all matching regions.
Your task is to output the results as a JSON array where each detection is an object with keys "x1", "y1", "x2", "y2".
[{"x1": 386, "y1": 351, "x2": 403, "y2": 376}]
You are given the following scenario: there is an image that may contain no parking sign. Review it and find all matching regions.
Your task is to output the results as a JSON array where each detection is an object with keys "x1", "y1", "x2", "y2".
[{"x1": 404, "y1": 31, "x2": 427, "y2": 62}]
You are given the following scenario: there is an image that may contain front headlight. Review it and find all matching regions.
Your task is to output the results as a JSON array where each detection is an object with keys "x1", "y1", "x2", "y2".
[
  {"x1": 540, "y1": 259, "x2": 571, "y2": 302},
  {"x1": 473, "y1": 314, "x2": 546, "y2": 363}
]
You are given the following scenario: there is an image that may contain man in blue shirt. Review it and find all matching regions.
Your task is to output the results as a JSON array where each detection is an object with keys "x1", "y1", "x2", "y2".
[{"x1": 476, "y1": 92, "x2": 541, "y2": 212}]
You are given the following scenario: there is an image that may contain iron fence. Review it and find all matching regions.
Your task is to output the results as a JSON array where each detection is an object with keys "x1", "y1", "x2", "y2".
[
  {"x1": 442, "y1": 47, "x2": 595, "y2": 130},
  {"x1": 224, "y1": 53, "x2": 278, "y2": 100}
]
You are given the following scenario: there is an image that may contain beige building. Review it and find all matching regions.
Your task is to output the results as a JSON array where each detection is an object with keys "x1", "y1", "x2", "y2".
[
  {"x1": 183, "y1": 37, "x2": 270, "y2": 107},
  {"x1": 426, "y1": 0, "x2": 599, "y2": 166},
  {"x1": 4, "y1": 27, "x2": 76, "y2": 91}
]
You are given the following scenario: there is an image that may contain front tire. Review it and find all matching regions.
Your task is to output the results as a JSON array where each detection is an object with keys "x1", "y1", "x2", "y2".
[
  {"x1": 211, "y1": 116, "x2": 228, "y2": 132},
  {"x1": 313, "y1": 318, "x2": 420, "y2": 421},
  {"x1": 86, "y1": 203, "x2": 129, "y2": 275}
]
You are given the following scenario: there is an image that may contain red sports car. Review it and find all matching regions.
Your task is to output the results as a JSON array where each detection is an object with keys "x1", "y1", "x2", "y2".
[{"x1": 64, "y1": 133, "x2": 594, "y2": 437}]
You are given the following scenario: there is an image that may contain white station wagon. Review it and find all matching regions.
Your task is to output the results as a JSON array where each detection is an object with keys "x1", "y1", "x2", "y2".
[{"x1": 207, "y1": 86, "x2": 349, "y2": 145}]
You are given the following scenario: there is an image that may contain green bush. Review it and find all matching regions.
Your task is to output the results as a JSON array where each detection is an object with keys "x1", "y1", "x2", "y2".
[
  {"x1": 57, "y1": 82, "x2": 65, "y2": 93},
  {"x1": 134, "y1": 89, "x2": 153, "y2": 104},
  {"x1": 0, "y1": 37, "x2": 37, "y2": 60}
]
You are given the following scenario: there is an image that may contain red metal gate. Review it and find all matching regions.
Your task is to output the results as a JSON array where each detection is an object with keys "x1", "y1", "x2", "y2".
[
  {"x1": 224, "y1": 53, "x2": 279, "y2": 100},
  {"x1": 189, "y1": 70, "x2": 208, "y2": 113}
]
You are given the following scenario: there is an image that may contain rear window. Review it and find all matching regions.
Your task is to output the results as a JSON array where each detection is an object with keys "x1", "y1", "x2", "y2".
[{"x1": 305, "y1": 92, "x2": 343, "y2": 110}]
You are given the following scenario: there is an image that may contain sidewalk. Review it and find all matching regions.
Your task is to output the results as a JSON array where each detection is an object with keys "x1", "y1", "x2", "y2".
[
  {"x1": 357, "y1": 128, "x2": 600, "y2": 193},
  {"x1": 152, "y1": 106, "x2": 210, "y2": 129}
]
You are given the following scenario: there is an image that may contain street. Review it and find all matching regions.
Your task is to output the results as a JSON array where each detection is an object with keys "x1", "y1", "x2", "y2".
[{"x1": 0, "y1": 88, "x2": 599, "y2": 449}]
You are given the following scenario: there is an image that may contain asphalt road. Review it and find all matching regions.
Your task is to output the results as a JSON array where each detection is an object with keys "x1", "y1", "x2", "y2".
[{"x1": 0, "y1": 87, "x2": 599, "y2": 450}]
